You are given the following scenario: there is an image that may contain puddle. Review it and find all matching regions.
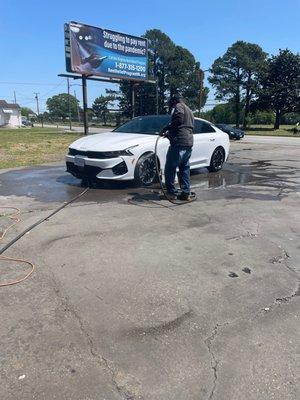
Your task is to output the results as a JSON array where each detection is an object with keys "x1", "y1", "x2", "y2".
[{"x1": 0, "y1": 156, "x2": 299, "y2": 205}]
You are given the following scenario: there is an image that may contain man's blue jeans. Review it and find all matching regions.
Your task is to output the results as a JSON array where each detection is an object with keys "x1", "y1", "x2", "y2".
[{"x1": 165, "y1": 145, "x2": 193, "y2": 195}]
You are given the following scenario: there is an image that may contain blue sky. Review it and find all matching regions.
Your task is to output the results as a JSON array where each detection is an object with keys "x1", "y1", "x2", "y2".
[{"x1": 0, "y1": 0, "x2": 299, "y2": 113}]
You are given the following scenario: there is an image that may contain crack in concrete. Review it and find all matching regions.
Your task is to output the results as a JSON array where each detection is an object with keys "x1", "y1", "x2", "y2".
[
  {"x1": 261, "y1": 282, "x2": 300, "y2": 314},
  {"x1": 226, "y1": 232, "x2": 257, "y2": 241},
  {"x1": 276, "y1": 283, "x2": 300, "y2": 304},
  {"x1": 269, "y1": 248, "x2": 290, "y2": 265},
  {"x1": 51, "y1": 276, "x2": 143, "y2": 400},
  {"x1": 204, "y1": 323, "x2": 227, "y2": 400},
  {"x1": 227, "y1": 220, "x2": 260, "y2": 241},
  {"x1": 3, "y1": 200, "x2": 100, "y2": 219},
  {"x1": 262, "y1": 241, "x2": 299, "y2": 313},
  {"x1": 269, "y1": 243, "x2": 298, "y2": 275}
]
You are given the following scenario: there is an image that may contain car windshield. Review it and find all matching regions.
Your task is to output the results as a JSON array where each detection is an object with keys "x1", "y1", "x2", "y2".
[{"x1": 114, "y1": 115, "x2": 171, "y2": 135}]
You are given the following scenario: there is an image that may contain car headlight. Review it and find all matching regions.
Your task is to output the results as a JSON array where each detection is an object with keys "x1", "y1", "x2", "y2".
[
  {"x1": 68, "y1": 145, "x2": 139, "y2": 159},
  {"x1": 107, "y1": 145, "x2": 139, "y2": 157}
]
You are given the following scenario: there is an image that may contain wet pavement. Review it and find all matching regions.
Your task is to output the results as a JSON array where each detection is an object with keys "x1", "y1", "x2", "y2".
[
  {"x1": 0, "y1": 139, "x2": 299, "y2": 400},
  {"x1": 0, "y1": 141, "x2": 299, "y2": 206}
]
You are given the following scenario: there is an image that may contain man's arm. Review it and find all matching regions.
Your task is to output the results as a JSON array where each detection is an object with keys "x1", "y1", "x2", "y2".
[{"x1": 161, "y1": 103, "x2": 184, "y2": 133}]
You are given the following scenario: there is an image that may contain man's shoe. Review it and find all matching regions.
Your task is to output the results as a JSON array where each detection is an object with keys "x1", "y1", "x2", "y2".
[
  {"x1": 177, "y1": 192, "x2": 192, "y2": 201},
  {"x1": 165, "y1": 192, "x2": 177, "y2": 200}
]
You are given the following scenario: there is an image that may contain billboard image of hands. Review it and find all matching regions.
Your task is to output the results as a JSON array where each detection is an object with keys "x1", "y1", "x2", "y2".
[{"x1": 65, "y1": 22, "x2": 148, "y2": 81}]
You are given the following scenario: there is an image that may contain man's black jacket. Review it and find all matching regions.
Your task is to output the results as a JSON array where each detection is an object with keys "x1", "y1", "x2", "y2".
[{"x1": 164, "y1": 102, "x2": 194, "y2": 147}]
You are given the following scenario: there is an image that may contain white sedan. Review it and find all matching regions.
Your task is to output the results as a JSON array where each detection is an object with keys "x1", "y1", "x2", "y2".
[{"x1": 66, "y1": 115, "x2": 230, "y2": 186}]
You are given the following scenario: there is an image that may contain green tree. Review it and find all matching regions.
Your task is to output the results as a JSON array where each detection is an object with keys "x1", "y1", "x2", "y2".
[
  {"x1": 145, "y1": 29, "x2": 176, "y2": 113},
  {"x1": 249, "y1": 111, "x2": 274, "y2": 125},
  {"x1": 209, "y1": 103, "x2": 236, "y2": 124},
  {"x1": 254, "y1": 49, "x2": 300, "y2": 129},
  {"x1": 119, "y1": 29, "x2": 208, "y2": 116},
  {"x1": 240, "y1": 44, "x2": 267, "y2": 128},
  {"x1": 209, "y1": 41, "x2": 267, "y2": 128},
  {"x1": 92, "y1": 95, "x2": 114, "y2": 125},
  {"x1": 282, "y1": 112, "x2": 300, "y2": 125},
  {"x1": 21, "y1": 107, "x2": 34, "y2": 118},
  {"x1": 46, "y1": 93, "x2": 79, "y2": 121},
  {"x1": 118, "y1": 29, "x2": 174, "y2": 117},
  {"x1": 166, "y1": 45, "x2": 208, "y2": 111}
]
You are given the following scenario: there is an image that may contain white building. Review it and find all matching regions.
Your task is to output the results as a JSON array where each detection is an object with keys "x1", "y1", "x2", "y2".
[{"x1": 0, "y1": 100, "x2": 21, "y2": 127}]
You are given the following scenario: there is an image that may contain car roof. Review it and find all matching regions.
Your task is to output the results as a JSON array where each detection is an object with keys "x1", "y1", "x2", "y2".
[{"x1": 135, "y1": 114, "x2": 213, "y2": 123}]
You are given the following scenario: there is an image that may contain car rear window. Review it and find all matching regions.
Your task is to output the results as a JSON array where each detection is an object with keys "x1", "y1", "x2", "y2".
[{"x1": 195, "y1": 120, "x2": 216, "y2": 134}]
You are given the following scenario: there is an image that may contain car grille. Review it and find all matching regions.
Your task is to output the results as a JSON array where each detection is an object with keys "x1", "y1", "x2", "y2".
[
  {"x1": 66, "y1": 162, "x2": 103, "y2": 178},
  {"x1": 69, "y1": 148, "x2": 119, "y2": 159}
]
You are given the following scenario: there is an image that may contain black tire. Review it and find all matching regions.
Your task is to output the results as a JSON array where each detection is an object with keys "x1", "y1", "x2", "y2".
[
  {"x1": 207, "y1": 147, "x2": 225, "y2": 172},
  {"x1": 134, "y1": 153, "x2": 158, "y2": 186}
]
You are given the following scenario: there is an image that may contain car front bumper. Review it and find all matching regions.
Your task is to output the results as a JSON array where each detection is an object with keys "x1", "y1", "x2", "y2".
[{"x1": 65, "y1": 155, "x2": 135, "y2": 180}]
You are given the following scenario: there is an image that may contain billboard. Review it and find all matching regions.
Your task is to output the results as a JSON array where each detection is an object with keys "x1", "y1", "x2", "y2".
[{"x1": 64, "y1": 22, "x2": 148, "y2": 81}]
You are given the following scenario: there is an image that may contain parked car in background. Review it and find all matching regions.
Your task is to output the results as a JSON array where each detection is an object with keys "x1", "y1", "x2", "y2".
[
  {"x1": 21, "y1": 117, "x2": 33, "y2": 127},
  {"x1": 66, "y1": 115, "x2": 230, "y2": 186},
  {"x1": 215, "y1": 124, "x2": 244, "y2": 140}
]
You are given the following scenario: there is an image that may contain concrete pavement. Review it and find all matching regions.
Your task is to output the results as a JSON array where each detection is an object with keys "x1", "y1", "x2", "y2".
[
  {"x1": 0, "y1": 140, "x2": 299, "y2": 399},
  {"x1": 243, "y1": 135, "x2": 300, "y2": 146}
]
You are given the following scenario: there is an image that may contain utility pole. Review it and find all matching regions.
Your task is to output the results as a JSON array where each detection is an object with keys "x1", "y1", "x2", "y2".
[
  {"x1": 198, "y1": 69, "x2": 204, "y2": 117},
  {"x1": 67, "y1": 78, "x2": 72, "y2": 131},
  {"x1": 154, "y1": 52, "x2": 159, "y2": 115},
  {"x1": 156, "y1": 78, "x2": 159, "y2": 115},
  {"x1": 34, "y1": 92, "x2": 40, "y2": 115},
  {"x1": 13, "y1": 91, "x2": 17, "y2": 104},
  {"x1": 74, "y1": 90, "x2": 81, "y2": 123}
]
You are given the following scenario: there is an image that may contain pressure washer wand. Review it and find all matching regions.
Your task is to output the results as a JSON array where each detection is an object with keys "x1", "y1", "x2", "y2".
[{"x1": 154, "y1": 134, "x2": 196, "y2": 205}]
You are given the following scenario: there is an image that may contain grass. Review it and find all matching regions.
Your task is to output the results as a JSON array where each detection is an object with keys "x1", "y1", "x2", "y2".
[
  {"x1": 1, "y1": 124, "x2": 299, "y2": 170},
  {"x1": 0, "y1": 127, "x2": 81, "y2": 169},
  {"x1": 245, "y1": 124, "x2": 300, "y2": 137}
]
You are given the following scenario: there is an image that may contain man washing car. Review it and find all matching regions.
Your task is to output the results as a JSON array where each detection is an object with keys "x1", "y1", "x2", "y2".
[{"x1": 160, "y1": 94, "x2": 195, "y2": 201}]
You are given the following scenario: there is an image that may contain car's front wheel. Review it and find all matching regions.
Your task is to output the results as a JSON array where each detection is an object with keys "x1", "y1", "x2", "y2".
[
  {"x1": 134, "y1": 153, "x2": 158, "y2": 186},
  {"x1": 207, "y1": 147, "x2": 225, "y2": 172}
]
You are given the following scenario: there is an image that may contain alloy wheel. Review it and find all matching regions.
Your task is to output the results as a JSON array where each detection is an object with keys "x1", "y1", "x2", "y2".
[{"x1": 139, "y1": 155, "x2": 157, "y2": 185}]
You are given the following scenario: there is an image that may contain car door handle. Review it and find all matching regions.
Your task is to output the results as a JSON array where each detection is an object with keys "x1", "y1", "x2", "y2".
[{"x1": 210, "y1": 138, "x2": 216, "y2": 141}]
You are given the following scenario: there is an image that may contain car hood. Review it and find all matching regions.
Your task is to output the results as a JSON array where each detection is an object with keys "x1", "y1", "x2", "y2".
[{"x1": 70, "y1": 131, "x2": 156, "y2": 151}]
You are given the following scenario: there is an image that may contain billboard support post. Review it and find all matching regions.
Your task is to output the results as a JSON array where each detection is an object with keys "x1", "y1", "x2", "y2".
[
  {"x1": 131, "y1": 82, "x2": 135, "y2": 119},
  {"x1": 58, "y1": 73, "x2": 156, "y2": 135},
  {"x1": 82, "y1": 76, "x2": 88, "y2": 136},
  {"x1": 67, "y1": 78, "x2": 72, "y2": 131}
]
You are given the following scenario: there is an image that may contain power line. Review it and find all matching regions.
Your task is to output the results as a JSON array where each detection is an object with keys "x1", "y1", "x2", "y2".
[
  {"x1": 38, "y1": 81, "x2": 65, "y2": 99},
  {"x1": 0, "y1": 81, "x2": 62, "y2": 86}
]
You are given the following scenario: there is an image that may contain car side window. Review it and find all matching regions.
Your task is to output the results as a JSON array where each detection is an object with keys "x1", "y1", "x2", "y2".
[
  {"x1": 194, "y1": 120, "x2": 203, "y2": 134},
  {"x1": 194, "y1": 120, "x2": 216, "y2": 134},
  {"x1": 201, "y1": 121, "x2": 216, "y2": 133}
]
